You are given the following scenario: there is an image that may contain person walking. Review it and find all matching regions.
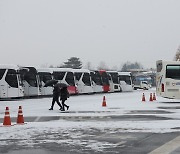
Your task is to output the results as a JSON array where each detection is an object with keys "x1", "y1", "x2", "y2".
[
  {"x1": 49, "y1": 84, "x2": 63, "y2": 110},
  {"x1": 60, "y1": 86, "x2": 70, "y2": 111}
]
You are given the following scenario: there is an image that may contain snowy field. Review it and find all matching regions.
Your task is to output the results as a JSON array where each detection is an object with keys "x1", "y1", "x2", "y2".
[
  {"x1": 1, "y1": 88, "x2": 180, "y2": 153},
  {"x1": 1, "y1": 88, "x2": 180, "y2": 132}
]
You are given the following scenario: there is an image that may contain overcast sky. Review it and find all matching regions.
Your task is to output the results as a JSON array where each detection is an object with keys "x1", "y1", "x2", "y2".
[{"x1": 0, "y1": 0, "x2": 180, "y2": 69}]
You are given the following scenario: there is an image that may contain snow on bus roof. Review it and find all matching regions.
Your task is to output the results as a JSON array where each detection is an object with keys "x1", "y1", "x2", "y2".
[
  {"x1": 118, "y1": 72, "x2": 131, "y2": 76},
  {"x1": 36, "y1": 68, "x2": 54, "y2": 73},
  {"x1": 52, "y1": 67, "x2": 73, "y2": 72},
  {"x1": 0, "y1": 64, "x2": 20, "y2": 70},
  {"x1": 72, "y1": 68, "x2": 90, "y2": 73}
]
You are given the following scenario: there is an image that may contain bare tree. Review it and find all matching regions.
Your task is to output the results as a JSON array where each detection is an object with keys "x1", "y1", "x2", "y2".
[
  {"x1": 174, "y1": 46, "x2": 180, "y2": 61},
  {"x1": 97, "y1": 61, "x2": 109, "y2": 70},
  {"x1": 84, "y1": 62, "x2": 94, "y2": 70}
]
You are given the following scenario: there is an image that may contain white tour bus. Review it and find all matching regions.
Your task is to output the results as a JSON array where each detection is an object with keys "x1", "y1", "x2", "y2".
[
  {"x1": 73, "y1": 69, "x2": 94, "y2": 94},
  {"x1": 20, "y1": 67, "x2": 42, "y2": 97},
  {"x1": 90, "y1": 71, "x2": 103, "y2": 93},
  {"x1": 0, "y1": 64, "x2": 24, "y2": 99},
  {"x1": 52, "y1": 68, "x2": 78, "y2": 95},
  {"x1": 156, "y1": 60, "x2": 180, "y2": 99},
  {"x1": 37, "y1": 68, "x2": 54, "y2": 96},
  {"x1": 118, "y1": 72, "x2": 133, "y2": 92},
  {"x1": 107, "y1": 71, "x2": 121, "y2": 92}
]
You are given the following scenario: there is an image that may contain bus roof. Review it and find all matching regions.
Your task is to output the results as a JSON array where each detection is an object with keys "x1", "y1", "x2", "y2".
[
  {"x1": 52, "y1": 68, "x2": 73, "y2": 72},
  {"x1": 37, "y1": 68, "x2": 54, "y2": 74},
  {"x1": 72, "y1": 69, "x2": 90, "y2": 73},
  {"x1": 156, "y1": 60, "x2": 180, "y2": 65},
  {"x1": 0, "y1": 64, "x2": 20, "y2": 70},
  {"x1": 118, "y1": 72, "x2": 131, "y2": 76}
]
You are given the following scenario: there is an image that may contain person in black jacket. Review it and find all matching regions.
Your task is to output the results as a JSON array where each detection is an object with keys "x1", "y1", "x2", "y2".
[
  {"x1": 49, "y1": 84, "x2": 62, "y2": 110},
  {"x1": 60, "y1": 86, "x2": 69, "y2": 111}
]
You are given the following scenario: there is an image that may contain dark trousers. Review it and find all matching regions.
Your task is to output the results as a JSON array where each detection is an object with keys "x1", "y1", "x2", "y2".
[
  {"x1": 51, "y1": 96, "x2": 62, "y2": 109},
  {"x1": 61, "y1": 99, "x2": 68, "y2": 110}
]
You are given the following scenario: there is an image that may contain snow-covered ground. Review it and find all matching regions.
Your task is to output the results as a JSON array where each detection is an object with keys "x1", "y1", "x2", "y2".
[{"x1": 1, "y1": 88, "x2": 180, "y2": 152}]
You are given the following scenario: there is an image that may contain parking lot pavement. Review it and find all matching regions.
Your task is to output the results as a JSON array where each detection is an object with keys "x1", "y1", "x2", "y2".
[{"x1": 2, "y1": 129, "x2": 180, "y2": 154}]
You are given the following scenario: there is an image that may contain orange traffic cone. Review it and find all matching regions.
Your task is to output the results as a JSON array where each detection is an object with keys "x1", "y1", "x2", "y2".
[
  {"x1": 149, "y1": 93, "x2": 153, "y2": 102},
  {"x1": 153, "y1": 93, "x2": 156, "y2": 101},
  {"x1": 142, "y1": 93, "x2": 146, "y2": 102},
  {"x1": 17, "y1": 106, "x2": 24, "y2": 124},
  {"x1": 102, "y1": 96, "x2": 107, "y2": 107},
  {"x1": 3, "y1": 107, "x2": 12, "y2": 126}
]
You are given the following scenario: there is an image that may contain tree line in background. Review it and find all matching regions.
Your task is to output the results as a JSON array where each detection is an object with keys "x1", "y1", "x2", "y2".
[
  {"x1": 55, "y1": 45, "x2": 180, "y2": 71},
  {"x1": 49, "y1": 56, "x2": 143, "y2": 71}
]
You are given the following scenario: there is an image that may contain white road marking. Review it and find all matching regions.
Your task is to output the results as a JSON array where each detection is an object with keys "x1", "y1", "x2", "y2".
[
  {"x1": 149, "y1": 136, "x2": 180, "y2": 154},
  {"x1": 34, "y1": 116, "x2": 41, "y2": 122}
]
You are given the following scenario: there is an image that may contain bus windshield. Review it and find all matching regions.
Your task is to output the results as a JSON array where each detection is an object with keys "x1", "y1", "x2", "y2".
[
  {"x1": 5, "y1": 69, "x2": 18, "y2": 88},
  {"x1": 0, "y1": 69, "x2": 6, "y2": 80},
  {"x1": 91, "y1": 72, "x2": 102, "y2": 85},
  {"x1": 66, "y1": 72, "x2": 75, "y2": 86},
  {"x1": 53, "y1": 72, "x2": 65, "y2": 80},
  {"x1": 82, "y1": 73, "x2": 91, "y2": 86},
  {"x1": 109, "y1": 73, "x2": 119, "y2": 84},
  {"x1": 39, "y1": 72, "x2": 52, "y2": 83},
  {"x1": 166, "y1": 65, "x2": 180, "y2": 79},
  {"x1": 101, "y1": 72, "x2": 109, "y2": 85},
  {"x1": 74, "y1": 72, "x2": 82, "y2": 81},
  {"x1": 23, "y1": 73, "x2": 37, "y2": 87},
  {"x1": 119, "y1": 75, "x2": 131, "y2": 85}
]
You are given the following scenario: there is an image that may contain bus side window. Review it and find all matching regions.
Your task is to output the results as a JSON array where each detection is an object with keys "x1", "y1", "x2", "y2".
[{"x1": 5, "y1": 69, "x2": 18, "y2": 88}]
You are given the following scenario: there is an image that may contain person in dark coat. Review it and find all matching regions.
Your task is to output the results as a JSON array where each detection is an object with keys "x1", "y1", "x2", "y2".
[
  {"x1": 49, "y1": 84, "x2": 62, "y2": 110},
  {"x1": 60, "y1": 87, "x2": 70, "y2": 111}
]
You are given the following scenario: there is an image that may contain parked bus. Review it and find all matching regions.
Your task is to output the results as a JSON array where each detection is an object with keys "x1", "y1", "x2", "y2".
[
  {"x1": 107, "y1": 71, "x2": 121, "y2": 92},
  {"x1": 156, "y1": 60, "x2": 180, "y2": 99},
  {"x1": 20, "y1": 67, "x2": 42, "y2": 97},
  {"x1": 37, "y1": 68, "x2": 53, "y2": 96},
  {"x1": 90, "y1": 71, "x2": 103, "y2": 93},
  {"x1": 52, "y1": 68, "x2": 78, "y2": 95},
  {"x1": 98, "y1": 70, "x2": 110, "y2": 92},
  {"x1": 73, "y1": 69, "x2": 93, "y2": 94},
  {"x1": 118, "y1": 72, "x2": 133, "y2": 92},
  {"x1": 0, "y1": 64, "x2": 24, "y2": 99}
]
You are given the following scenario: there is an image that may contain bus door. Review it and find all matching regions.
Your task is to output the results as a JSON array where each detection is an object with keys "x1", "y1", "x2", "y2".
[
  {"x1": 0, "y1": 69, "x2": 7, "y2": 98},
  {"x1": 81, "y1": 72, "x2": 93, "y2": 93},
  {"x1": 74, "y1": 72, "x2": 93, "y2": 94},
  {"x1": 107, "y1": 74, "x2": 114, "y2": 92},
  {"x1": 17, "y1": 74, "x2": 24, "y2": 97},
  {"x1": 5, "y1": 69, "x2": 19, "y2": 98},
  {"x1": 23, "y1": 73, "x2": 39, "y2": 96},
  {"x1": 64, "y1": 72, "x2": 77, "y2": 95},
  {"x1": 100, "y1": 71, "x2": 110, "y2": 92},
  {"x1": 90, "y1": 71, "x2": 103, "y2": 93},
  {"x1": 39, "y1": 72, "x2": 53, "y2": 95},
  {"x1": 74, "y1": 72, "x2": 83, "y2": 93}
]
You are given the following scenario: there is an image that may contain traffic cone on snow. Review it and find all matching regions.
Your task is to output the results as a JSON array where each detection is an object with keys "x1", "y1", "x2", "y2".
[
  {"x1": 3, "y1": 107, "x2": 12, "y2": 126},
  {"x1": 17, "y1": 106, "x2": 24, "y2": 124},
  {"x1": 153, "y1": 93, "x2": 156, "y2": 101},
  {"x1": 142, "y1": 93, "x2": 146, "y2": 102},
  {"x1": 102, "y1": 96, "x2": 107, "y2": 107},
  {"x1": 149, "y1": 93, "x2": 153, "y2": 102}
]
